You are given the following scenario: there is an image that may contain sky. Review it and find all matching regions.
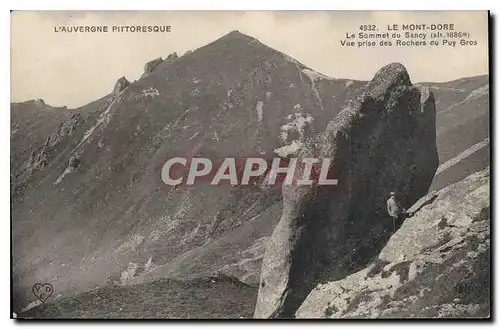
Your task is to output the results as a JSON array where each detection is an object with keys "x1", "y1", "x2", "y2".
[{"x1": 11, "y1": 10, "x2": 489, "y2": 108}]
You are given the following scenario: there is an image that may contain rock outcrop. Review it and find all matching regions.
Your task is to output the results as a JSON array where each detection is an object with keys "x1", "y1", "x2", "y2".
[
  {"x1": 56, "y1": 113, "x2": 83, "y2": 137},
  {"x1": 296, "y1": 167, "x2": 490, "y2": 318},
  {"x1": 166, "y1": 52, "x2": 178, "y2": 61},
  {"x1": 141, "y1": 53, "x2": 178, "y2": 77},
  {"x1": 142, "y1": 57, "x2": 164, "y2": 77},
  {"x1": 254, "y1": 63, "x2": 439, "y2": 318},
  {"x1": 112, "y1": 76, "x2": 130, "y2": 96},
  {"x1": 12, "y1": 111, "x2": 84, "y2": 198},
  {"x1": 34, "y1": 99, "x2": 45, "y2": 107}
]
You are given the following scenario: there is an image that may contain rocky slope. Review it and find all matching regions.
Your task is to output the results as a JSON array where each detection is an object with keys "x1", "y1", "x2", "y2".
[
  {"x1": 296, "y1": 167, "x2": 490, "y2": 319},
  {"x1": 11, "y1": 30, "x2": 489, "y2": 317},
  {"x1": 128, "y1": 73, "x2": 489, "y2": 293},
  {"x1": 16, "y1": 167, "x2": 490, "y2": 319},
  {"x1": 11, "y1": 30, "x2": 363, "y2": 312},
  {"x1": 421, "y1": 76, "x2": 489, "y2": 191}
]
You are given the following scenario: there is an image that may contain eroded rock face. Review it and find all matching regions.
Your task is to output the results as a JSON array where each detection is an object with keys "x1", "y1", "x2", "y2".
[
  {"x1": 254, "y1": 63, "x2": 439, "y2": 318},
  {"x1": 296, "y1": 168, "x2": 490, "y2": 318}
]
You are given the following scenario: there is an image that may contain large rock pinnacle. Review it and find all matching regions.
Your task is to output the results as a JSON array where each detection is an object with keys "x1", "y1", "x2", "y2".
[{"x1": 254, "y1": 63, "x2": 439, "y2": 318}]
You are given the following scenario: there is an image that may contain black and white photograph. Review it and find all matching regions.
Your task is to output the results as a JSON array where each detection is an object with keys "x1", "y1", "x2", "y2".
[{"x1": 10, "y1": 10, "x2": 491, "y2": 320}]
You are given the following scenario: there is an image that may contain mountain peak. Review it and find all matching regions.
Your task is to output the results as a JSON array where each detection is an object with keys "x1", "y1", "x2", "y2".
[
  {"x1": 217, "y1": 29, "x2": 259, "y2": 43},
  {"x1": 226, "y1": 29, "x2": 250, "y2": 37}
]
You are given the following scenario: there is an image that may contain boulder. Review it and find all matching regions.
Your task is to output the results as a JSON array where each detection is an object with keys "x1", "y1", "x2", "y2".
[
  {"x1": 254, "y1": 63, "x2": 439, "y2": 318},
  {"x1": 296, "y1": 167, "x2": 490, "y2": 318},
  {"x1": 112, "y1": 76, "x2": 130, "y2": 96}
]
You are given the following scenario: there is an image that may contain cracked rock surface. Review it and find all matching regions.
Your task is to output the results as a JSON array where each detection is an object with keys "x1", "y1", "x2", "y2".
[{"x1": 296, "y1": 167, "x2": 490, "y2": 319}]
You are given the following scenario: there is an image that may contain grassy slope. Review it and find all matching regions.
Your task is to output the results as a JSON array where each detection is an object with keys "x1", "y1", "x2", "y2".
[{"x1": 18, "y1": 275, "x2": 257, "y2": 319}]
